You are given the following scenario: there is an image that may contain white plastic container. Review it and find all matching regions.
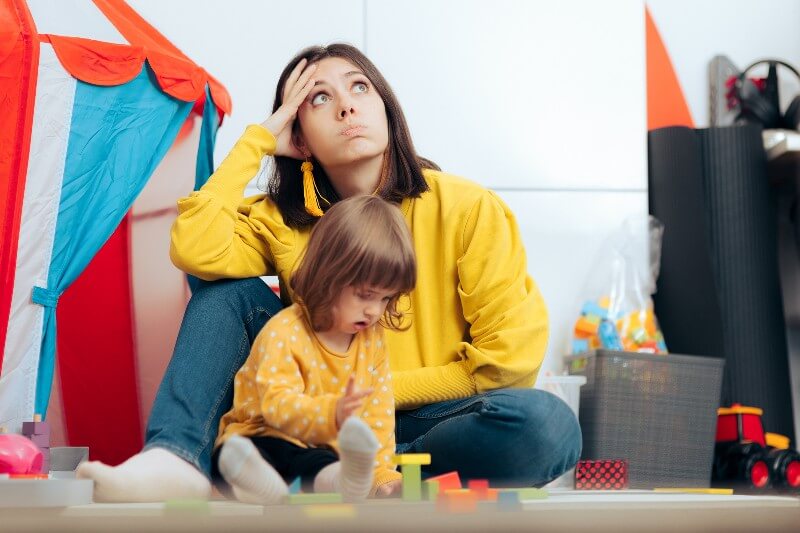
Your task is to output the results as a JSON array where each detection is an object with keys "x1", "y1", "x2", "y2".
[{"x1": 534, "y1": 373, "x2": 587, "y2": 489}]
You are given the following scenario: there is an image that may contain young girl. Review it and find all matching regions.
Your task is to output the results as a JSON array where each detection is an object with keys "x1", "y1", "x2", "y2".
[{"x1": 212, "y1": 195, "x2": 414, "y2": 504}]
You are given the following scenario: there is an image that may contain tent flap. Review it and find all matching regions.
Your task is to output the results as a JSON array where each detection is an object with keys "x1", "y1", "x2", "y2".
[{"x1": 46, "y1": 35, "x2": 143, "y2": 86}]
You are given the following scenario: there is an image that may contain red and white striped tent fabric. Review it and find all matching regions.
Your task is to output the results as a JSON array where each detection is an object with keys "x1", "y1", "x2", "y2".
[{"x1": 1, "y1": 0, "x2": 231, "y2": 464}]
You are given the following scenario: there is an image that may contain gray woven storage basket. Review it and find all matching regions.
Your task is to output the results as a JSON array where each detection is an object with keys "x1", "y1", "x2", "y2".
[{"x1": 566, "y1": 350, "x2": 724, "y2": 488}]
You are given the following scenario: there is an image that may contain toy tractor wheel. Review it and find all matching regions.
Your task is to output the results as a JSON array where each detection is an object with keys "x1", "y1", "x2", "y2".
[
  {"x1": 768, "y1": 449, "x2": 800, "y2": 490},
  {"x1": 741, "y1": 452, "x2": 771, "y2": 489}
]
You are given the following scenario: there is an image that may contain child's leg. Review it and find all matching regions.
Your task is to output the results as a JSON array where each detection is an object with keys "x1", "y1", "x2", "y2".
[
  {"x1": 313, "y1": 417, "x2": 379, "y2": 502},
  {"x1": 217, "y1": 435, "x2": 288, "y2": 505}
]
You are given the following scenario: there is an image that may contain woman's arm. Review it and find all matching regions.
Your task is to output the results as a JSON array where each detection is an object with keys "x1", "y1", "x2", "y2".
[
  {"x1": 392, "y1": 190, "x2": 547, "y2": 409},
  {"x1": 456, "y1": 190, "x2": 548, "y2": 392},
  {"x1": 170, "y1": 60, "x2": 318, "y2": 280},
  {"x1": 170, "y1": 126, "x2": 280, "y2": 280}
]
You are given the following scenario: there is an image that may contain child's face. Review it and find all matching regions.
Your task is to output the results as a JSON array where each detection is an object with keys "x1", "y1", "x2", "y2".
[{"x1": 331, "y1": 285, "x2": 396, "y2": 334}]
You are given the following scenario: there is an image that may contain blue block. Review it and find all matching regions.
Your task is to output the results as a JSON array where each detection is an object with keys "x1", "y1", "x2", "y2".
[
  {"x1": 289, "y1": 477, "x2": 302, "y2": 494},
  {"x1": 572, "y1": 338, "x2": 590, "y2": 354},
  {"x1": 497, "y1": 491, "x2": 522, "y2": 512},
  {"x1": 581, "y1": 301, "x2": 609, "y2": 320}
]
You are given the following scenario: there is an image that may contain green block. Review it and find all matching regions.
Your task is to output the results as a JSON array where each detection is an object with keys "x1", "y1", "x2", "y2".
[
  {"x1": 498, "y1": 488, "x2": 548, "y2": 500},
  {"x1": 423, "y1": 479, "x2": 439, "y2": 501},
  {"x1": 401, "y1": 463, "x2": 422, "y2": 501},
  {"x1": 163, "y1": 499, "x2": 210, "y2": 514},
  {"x1": 288, "y1": 492, "x2": 343, "y2": 505}
]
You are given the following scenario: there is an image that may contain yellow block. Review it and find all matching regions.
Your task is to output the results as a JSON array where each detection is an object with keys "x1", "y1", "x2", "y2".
[
  {"x1": 392, "y1": 453, "x2": 432, "y2": 465},
  {"x1": 654, "y1": 488, "x2": 734, "y2": 495},
  {"x1": 304, "y1": 504, "x2": 356, "y2": 518}
]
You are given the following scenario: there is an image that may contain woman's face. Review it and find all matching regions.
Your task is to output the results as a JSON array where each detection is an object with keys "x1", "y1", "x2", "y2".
[{"x1": 296, "y1": 57, "x2": 389, "y2": 169}]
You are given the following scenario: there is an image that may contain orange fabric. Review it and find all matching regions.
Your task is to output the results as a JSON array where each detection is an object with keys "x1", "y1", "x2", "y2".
[
  {"x1": 146, "y1": 48, "x2": 205, "y2": 102},
  {"x1": 0, "y1": 0, "x2": 39, "y2": 372},
  {"x1": 645, "y1": 7, "x2": 694, "y2": 130},
  {"x1": 92, "y1": 0, "x2": 231, "y2": 116},
  {"x1": 45, "y1": 35, "x2": 144, "y2": 86}
]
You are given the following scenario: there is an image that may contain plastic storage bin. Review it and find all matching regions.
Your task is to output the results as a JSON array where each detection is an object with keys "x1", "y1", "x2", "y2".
[{"x1": 566, "y1": 350, "x2": 724, "y2": 488}]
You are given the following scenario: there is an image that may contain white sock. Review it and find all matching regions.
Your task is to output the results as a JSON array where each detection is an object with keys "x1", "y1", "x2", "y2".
[
  {"x1": 333, "y1": 417, "x2": 379, "y2": 502},
  {"x1": 75, "y1": 447, "x2": 211, "y2": 503},
  {"x1": 218, "y1": 435, "x2": 288, "y2": 505}
]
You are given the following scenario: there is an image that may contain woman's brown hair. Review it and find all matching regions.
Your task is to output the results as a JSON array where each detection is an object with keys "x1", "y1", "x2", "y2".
[
  {"x1": 291, "y1": 195, "x2": 416, "y2": 332},
  {"x1": 268, "y1": 43, "x2": 437, "y2": 228}
]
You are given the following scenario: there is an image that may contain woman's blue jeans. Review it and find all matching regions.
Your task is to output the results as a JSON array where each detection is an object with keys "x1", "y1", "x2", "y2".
[{"x1": 145, "y1": 278, "x2": 582, "y2": 486}]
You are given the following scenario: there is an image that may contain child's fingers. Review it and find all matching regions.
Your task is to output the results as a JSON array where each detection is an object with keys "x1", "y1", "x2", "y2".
[
  {"x1": 344, "y1": 375, "x2": 355, "y2": 397},
  {"x1": 347, "y1": 388, "x2": 374, "y2": 402}
]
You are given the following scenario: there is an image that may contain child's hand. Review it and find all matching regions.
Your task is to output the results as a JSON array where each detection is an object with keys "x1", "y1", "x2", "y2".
[
  {"x1": 335, "y1": 376, "x2": 373, "y2": 429},
  {"x1": 375, "y1": 479, "x2": 402, "y2": 498}
]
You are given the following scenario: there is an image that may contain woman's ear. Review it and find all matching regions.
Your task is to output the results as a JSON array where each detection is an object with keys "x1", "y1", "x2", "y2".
[{"x1": 292, "y1": 131, "x2": 311, "y2": 159}]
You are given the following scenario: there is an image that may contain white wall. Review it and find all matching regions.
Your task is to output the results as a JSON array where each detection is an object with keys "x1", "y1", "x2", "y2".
[
  {"x1": 128, "y1": 0, "x2": 649, "y2": 373},
  {"x1": 647, "y1": 0, "x2": 800, "y2": 128}
]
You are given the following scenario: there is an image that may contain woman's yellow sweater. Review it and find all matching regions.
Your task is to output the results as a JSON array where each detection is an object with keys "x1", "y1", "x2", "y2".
[{"x1": 170, "y1": 125, "x2": 549, "y2": 409}]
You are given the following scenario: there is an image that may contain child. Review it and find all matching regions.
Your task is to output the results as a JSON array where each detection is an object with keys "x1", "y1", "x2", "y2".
[{"x1": 212, "y1": 195, "x2": 415, "y2": 504}]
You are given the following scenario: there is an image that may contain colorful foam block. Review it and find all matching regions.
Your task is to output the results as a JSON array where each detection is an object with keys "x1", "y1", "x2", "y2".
[
  {"x1": 467, "y1": 479, "x2": 489, "y2": 500},
  {"x1": 21, "y1": 422, "x2": 50, "y2": 437},
  {"x1": 581, "y1": 301, "x2": 609, "y2": 319},
  {"x1": 288, "y1": 477, "x2": 301, "y2": 494},
  {"x1": 497, "y1": 487, "x2": 548, "y2": 500},
  {"x1": 497, "y1": 490, "x2": 522, "y2": 511},
  {"x1": 401, "y1": 463, "x2": 422, "y2": 501},
  {"x1": 391, "y1": 453, "x2": 432, "y2": 465},
  {"x1": 575, "y1": 459, "x2": 628, "y2": 490},
  {"x1": 423, "y1": 479, "x2": 439, "y2": 501},
  {"x1": 288, "y1": 493, "x2": 344, "y2": 505},
  {"x1": 436, "y1": 490, "x2": 477, "y2": 513},
  {"x1": 163, "y1": 499, "x2": 210, "y2": 514},
  {"x1": 303, "y1": 504, "x2": 356, "y2": 518},
  {"x1": 426, "y1": 471, "x2": 461, "y2": 492}
]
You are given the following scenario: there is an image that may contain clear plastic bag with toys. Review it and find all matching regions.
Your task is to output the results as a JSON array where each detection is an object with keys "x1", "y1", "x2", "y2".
[{"x1": 570, "y1": 215, "x2": 668, "y2": 355}]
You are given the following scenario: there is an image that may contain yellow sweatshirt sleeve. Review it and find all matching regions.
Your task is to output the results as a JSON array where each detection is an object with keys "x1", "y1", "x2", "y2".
[
  {"x1": 361, "y1": 331, "x2": 402, "y2": 489},
  {"x1": 253, "y1": 328, "x2": 339, "y2": 445},
  {"x1": 170, "y1": 124, "x2": 287, "y2": 280},
  {"x1": 392, "y1": 361, "x2": 475, "y2": 410},
  {"x1": 455, "y1": 190, "x2": 548, "y2": 392}
]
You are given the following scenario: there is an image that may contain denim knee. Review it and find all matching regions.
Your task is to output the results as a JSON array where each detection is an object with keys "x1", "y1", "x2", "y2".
[{"x1": 481, "y1": 388, "x2": 582, "y2": 483}]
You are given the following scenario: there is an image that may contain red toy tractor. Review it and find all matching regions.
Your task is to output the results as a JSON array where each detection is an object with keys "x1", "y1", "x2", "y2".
[{"x1": 712, "y1": 404, "x2": 800, "y2": 491}]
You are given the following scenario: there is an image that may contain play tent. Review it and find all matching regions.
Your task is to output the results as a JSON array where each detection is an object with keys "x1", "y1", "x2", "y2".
[{"x1": 1, "y1": 0, "x2": 231, "y2": 463}]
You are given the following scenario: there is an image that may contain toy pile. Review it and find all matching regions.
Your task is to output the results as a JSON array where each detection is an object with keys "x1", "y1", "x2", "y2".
[{"x1": 572, "y1": 296, "x2": 667, "y2": 354}]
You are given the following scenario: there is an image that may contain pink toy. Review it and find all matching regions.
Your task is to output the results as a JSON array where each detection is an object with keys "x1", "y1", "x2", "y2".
[{"x1": 0, "y1": 434, "x2": 44, "y2": 475}]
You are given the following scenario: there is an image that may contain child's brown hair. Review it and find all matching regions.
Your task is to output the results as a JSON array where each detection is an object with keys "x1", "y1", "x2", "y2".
[{"x1": 291, "y1": 195, "x2": 416, "y2": 331}]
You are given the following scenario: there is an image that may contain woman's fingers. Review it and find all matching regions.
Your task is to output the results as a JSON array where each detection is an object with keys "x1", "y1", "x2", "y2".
[
  {"x1": 285, "y1": 63, "x2": 317, "y2": 108},
  {"x1": 282, "y1": 58, "x2": 307, "y2": 103}
]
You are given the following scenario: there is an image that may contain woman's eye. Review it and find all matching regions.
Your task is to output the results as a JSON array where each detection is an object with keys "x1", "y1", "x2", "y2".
[
  {"x1": 353, "y1": 82, "x2": 368, "y2": 93},
  {"x1": 311, "y1": 93, "x2": 330, "y2": 106}
]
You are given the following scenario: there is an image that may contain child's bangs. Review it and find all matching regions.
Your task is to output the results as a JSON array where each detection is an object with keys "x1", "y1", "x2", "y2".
[{"x1": 350, "y1": 245, "x2": 415, "y2": 294}]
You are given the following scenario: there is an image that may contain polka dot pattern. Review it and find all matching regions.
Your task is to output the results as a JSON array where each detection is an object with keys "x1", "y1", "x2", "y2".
[{"x1": 218, "y1": 304, "x2": 398, "y2": 483}]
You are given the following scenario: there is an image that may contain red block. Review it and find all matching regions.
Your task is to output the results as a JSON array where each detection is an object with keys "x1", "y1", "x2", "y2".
[
  {"x1": 427, "y1": 471, "x2": 462, "y2": 492},
  {"x1": 575, "y1": 459, "x2": 628, "y2": 490},
  {"x1": 467, "y1": 479, "x2": 490, "y2": 500}
]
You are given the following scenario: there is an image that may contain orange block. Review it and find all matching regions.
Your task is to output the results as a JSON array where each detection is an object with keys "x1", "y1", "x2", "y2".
[
  {"x1": 437, "y1": 490, "x2": 477, "y2": 513},
  {"x1": 575, "y1": 318, "x2": 599, "y2": 336},
  {"x1": 427, "y1": 471, "x2": 461, "y2": 492}
]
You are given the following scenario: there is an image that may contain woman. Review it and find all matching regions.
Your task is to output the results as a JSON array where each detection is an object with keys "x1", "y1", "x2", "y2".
[{"x1": 77, "y1": 43, "x2": 582, "y2": 502}]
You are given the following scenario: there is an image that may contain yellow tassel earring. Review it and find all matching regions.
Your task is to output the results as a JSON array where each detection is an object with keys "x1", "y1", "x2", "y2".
[{"x1": 301, "y1": 160, "x2": 325, "y2": 217}]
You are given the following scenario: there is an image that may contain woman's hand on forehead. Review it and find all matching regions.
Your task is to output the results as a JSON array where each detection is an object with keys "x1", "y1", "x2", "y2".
[{"x1": 261, "y1": 58, "x2": 317, "y2": 160}]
